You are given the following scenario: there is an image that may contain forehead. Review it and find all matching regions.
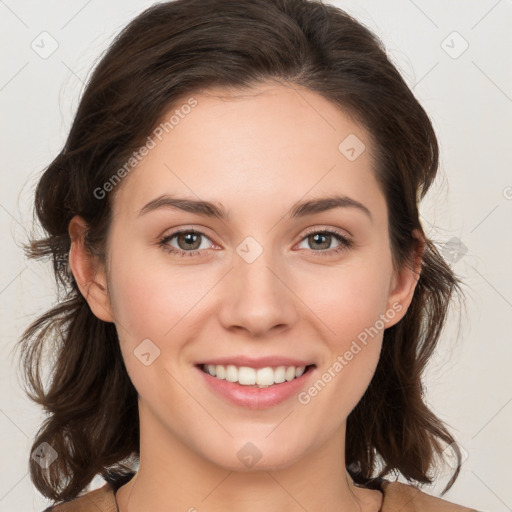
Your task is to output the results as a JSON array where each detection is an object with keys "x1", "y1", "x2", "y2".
[{"x1": 110, "y1": 83, "x2": 385, "y2": 223}]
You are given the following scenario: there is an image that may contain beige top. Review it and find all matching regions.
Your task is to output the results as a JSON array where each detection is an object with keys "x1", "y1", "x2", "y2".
[{"x1": 45, "y1": 480, "x2": 480, "y2": 511}]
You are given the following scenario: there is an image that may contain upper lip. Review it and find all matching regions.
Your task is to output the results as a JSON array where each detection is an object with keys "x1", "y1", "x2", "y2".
[{"x1": 195, "y1": 356, "x2": 316, "y2": 369}]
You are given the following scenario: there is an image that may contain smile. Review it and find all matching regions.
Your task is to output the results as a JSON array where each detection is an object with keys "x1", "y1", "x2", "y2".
[{"x1": 199, "y1": 363, "x2": 316, "y2": 387}]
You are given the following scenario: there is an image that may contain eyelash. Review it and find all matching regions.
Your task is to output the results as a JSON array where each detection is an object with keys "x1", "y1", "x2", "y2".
[{"x1": 157, "y1": 227, "x2": 353, "y2": 259}]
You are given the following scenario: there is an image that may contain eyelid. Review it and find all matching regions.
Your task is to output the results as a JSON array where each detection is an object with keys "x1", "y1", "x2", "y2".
[
  {"x1": 159, "y1": 224, "x2": 216, "y2": 241},
  {"x1": 160, "y1": 224, "x2": 351, "y2": 243},
  {"x1": 299, "y1": 225, "x2": 352, "y2": 241}
]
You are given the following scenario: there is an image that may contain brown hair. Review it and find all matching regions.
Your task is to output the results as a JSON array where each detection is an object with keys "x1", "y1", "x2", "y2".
[{"x1": 18, "y1": 0, "x2": 464, "y2": 503}]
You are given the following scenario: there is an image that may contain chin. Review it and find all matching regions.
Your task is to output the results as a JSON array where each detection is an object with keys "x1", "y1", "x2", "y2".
[{"x1": 196, "y1": 437, "x2": 307, "y2": 473}]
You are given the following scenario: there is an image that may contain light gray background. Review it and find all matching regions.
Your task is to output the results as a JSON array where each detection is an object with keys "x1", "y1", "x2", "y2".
[{"x1": 1, "y1": 1, "x2": 511, "y2": 510}]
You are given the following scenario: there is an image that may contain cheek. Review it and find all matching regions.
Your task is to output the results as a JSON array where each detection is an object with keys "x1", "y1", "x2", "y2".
[
  {"x1": 302, "y1": 258, "x2": 393, "y2": 341},
  {"x1": 106, "y1": 246, "x2": 219, "y2": 396},
  {"x1": 107, "y1": 246, "x2": 210, "y2": 345},
  {"x1": 298, "y1": 259, "x2": 390, "y2": 410}
]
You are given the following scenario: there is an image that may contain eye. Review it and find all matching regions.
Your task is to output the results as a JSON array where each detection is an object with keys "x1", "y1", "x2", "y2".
[
  {"x1": 296, "y1": 228, "x2": 353, "y2": 257},
  {"x1": 157, "y1": 227, "x2": 353, "y2": 258},
  {"x1": 158, "y1": 229, "x2": 215, "y2": 257}
]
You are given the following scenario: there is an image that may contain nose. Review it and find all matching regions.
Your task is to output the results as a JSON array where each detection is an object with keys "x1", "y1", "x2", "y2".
[{"x1": 217, "y1": 246, "x2": 299, "y2": 338}]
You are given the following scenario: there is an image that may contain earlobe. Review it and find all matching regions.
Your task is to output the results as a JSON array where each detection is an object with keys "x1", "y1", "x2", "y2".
[
  {"x1": 68, "y1": 215, "x2": 114, "y2": 323},
  {"x1": 384, "y1": 229, "x2": 425, "y2": 328}
]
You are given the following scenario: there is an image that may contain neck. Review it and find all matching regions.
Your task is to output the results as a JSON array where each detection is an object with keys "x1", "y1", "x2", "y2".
[{"x1": 115, "y1": 403, "x2": 382, "y2": 512}]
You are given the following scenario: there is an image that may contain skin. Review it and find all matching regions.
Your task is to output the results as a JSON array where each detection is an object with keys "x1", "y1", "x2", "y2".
[{"x1": 69, "y1": 82, "x2": 424, "y2": 512}]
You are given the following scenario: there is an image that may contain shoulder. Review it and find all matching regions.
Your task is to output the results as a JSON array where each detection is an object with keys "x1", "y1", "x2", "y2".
[
  {"x1": 42, "y1": 483, "x2": 116, "y2": 512},
  {"x1": 41, "y1": 478, "x2": 482, "y2": 512},
  {"x1": 381, "y1": 480, "x2": 481, "y2": 512}
]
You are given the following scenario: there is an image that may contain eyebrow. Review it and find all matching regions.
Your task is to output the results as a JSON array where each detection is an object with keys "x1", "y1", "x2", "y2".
[{"x1": 137, "y1": 194, "x2": 372, "y2": 222}]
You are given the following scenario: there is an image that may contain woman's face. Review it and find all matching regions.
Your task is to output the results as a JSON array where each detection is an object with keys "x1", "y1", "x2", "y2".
[{"x1": 84, "y1": 83, "x2": 419, "y2": 472}]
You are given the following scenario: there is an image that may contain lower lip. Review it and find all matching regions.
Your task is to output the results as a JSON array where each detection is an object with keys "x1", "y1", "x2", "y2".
[{"x1": 195, "y1": 365, "x2": 316, "y2": 410}]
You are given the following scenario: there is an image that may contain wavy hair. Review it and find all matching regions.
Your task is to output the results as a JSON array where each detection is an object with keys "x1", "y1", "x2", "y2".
[{"x1": 18, "y1": 0, "x2": 464, "y2": 503}]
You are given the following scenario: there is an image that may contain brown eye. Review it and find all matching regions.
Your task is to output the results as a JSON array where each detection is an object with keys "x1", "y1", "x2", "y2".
[
  {"x1": 176, "y1": 232, "x2": 202, "y2": 250},
  {"x1": 307, "y1": 232, "x2": 333, "y2": 250},
  {"x1": 297, "y1": 229, "x2": 353, "y2": 257},
  {"x1": 158, "y1": 229, "x2": 213, "y2": 257}
]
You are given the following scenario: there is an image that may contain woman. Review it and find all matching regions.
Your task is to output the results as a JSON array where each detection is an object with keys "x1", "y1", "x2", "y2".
[{"x1": 19, "y1": 0, "x2": 478, "y2": 510}]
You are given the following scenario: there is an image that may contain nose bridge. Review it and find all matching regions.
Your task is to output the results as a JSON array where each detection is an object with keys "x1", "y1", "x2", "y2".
[{"x1": 219, "y1": 235, "x2": 297, "y2": 335}]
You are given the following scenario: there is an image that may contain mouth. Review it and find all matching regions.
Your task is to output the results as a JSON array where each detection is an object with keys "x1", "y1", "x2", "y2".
[{"x1": 196, "y1": 363, "x2": 317, "y2": 388}]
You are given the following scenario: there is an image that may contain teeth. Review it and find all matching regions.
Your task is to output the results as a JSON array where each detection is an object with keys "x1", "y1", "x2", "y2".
[{"x1": 203, "y1": 364, "x2": 308, "y2": 387}]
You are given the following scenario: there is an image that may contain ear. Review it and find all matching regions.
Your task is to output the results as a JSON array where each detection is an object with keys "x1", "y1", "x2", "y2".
[
  {"x1": 384, "y1": 228, "x2": 425, "y2": 328},
  {"x1": 68, "y1": 215, "x2": 114, "y2": 323}
]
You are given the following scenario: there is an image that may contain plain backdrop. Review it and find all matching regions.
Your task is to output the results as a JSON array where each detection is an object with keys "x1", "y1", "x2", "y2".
[{"x1": 1, "y1": 1, "x2": 511, "y2": 511}]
